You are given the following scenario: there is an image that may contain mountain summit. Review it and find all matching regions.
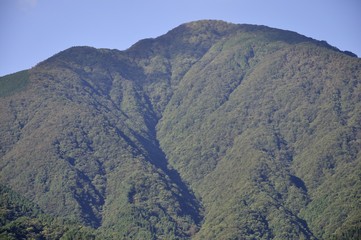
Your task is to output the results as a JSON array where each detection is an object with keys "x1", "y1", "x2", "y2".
[{"x1": 1, "y1": 20, "x2": 360, "y2": 239}]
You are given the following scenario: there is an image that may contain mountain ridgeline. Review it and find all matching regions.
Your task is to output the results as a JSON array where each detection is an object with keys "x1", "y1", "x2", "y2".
[{"x1": 1, "y1": 20, "x2": 361, "y2": 239}]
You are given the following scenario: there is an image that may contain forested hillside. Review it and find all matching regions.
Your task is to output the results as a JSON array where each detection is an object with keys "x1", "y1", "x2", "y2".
[{"x1": 1, "y1": 20, "x2": 360, "y2": 239}]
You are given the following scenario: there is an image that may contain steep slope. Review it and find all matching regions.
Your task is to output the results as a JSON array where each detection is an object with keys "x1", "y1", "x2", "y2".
[
  {"x1": 157, "y1": 35, "x2": 361, "y2": 239},
  {"x1": 0, "y1": 45, "x2": 203, "y2": 239},
  {"x1": 0, "y1": 20, "x2": 360, "y2": 239}
]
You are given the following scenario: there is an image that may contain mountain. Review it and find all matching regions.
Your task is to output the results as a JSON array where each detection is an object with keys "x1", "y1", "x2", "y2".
[{"x1": 1, "y1": 20, "x2": 360, "y2": 239}]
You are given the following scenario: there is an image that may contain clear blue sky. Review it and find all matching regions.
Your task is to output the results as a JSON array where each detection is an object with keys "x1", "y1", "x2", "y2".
[{"x1": 1, "y1": 0, "x2": 360, "y2": 76}]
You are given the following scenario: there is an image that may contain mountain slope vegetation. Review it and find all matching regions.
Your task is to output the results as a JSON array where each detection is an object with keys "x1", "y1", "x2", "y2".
[{"x1": 0, "y1": 20, "x2": 360, "y2": 239}]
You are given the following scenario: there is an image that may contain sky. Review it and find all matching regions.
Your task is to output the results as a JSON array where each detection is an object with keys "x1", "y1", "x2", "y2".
[{"x1": 1, "y1": 0, "x2": 360, "y2": 76}]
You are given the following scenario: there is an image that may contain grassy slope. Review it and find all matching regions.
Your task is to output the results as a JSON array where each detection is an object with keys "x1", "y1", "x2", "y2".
[{"x1": 0, "y1": 70, "x2": 29, "y2": 97}]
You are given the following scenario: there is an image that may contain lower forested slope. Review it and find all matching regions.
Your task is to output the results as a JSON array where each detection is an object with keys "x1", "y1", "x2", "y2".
[{"x1": 0, "y1": 20, "x2": 360, "y2": 239}]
